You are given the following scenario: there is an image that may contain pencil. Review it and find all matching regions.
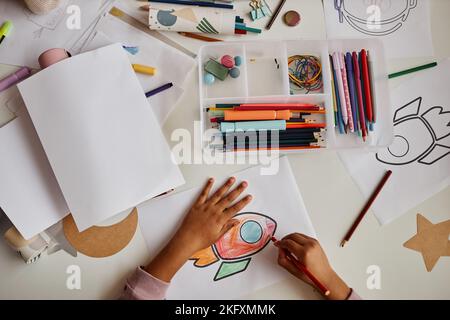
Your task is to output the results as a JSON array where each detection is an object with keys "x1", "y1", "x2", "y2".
[
  {"x1": 340, "y1": 170, "x2": 393, "y2": 247},
  {"x1": 142, "y1": 0, "x2": 234, "y2": 9},
  {"x1": 271, "y1": 237, "x2": 330, "y2": 296},
  {"x1": 266, "y1": 0, "x2": 287, "y2": 30},
  {"x1": 388, "y1": 62, "x2": 437, "y2": 79},
  {"x1": 145, "y1": 82, "x2": 173, "y2": 98},
  {"x1": 178, "y1": 32, "x2": 222, "y2": 42}
]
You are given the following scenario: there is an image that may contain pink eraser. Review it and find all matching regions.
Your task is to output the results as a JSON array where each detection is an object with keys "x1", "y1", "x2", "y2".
[{"x1": 38, "y1": 48, "x2": 70, "y2": 69}]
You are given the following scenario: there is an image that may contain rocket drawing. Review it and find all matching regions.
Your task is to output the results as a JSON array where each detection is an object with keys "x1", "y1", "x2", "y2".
[
  {"x1": 190, "y1": 212, "x2": 277, "y2": 281},
  {"x1": 376, "y1": 97, "x2": 450, "y2": 166}
]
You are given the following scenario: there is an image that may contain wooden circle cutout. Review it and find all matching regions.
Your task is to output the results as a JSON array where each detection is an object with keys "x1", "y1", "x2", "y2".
[{"x1": 63, "y1": 208, "x2": 138, "y2": 258}]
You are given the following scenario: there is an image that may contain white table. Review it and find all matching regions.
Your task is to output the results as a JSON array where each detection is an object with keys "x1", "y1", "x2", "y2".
[{"x1": 0, "y1": 0, "x2": 449, "y2": 299}]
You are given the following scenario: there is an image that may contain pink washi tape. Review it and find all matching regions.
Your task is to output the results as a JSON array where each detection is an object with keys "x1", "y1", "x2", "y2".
[{"x1": 38, "y1": 48, "x2": 71, "y2": 69}]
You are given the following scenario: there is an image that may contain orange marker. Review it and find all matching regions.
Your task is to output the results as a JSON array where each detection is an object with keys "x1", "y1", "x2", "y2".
[{"x1": 224, "y1": 110, "x2": 302, "y2": 121}]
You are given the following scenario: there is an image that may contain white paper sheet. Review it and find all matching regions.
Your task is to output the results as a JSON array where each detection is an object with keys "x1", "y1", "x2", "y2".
[
  {"x1": 0, "y1": 0, "x2": 104, "y2": 68},
  {"x1": 82, "y1": 15, "x2": 195, "y2": 123},
  {"x1": 148, "y1": 4, "x2": 236, "y2": 35},
  {"x1": 137, "y1": 157, "x2": 316, "y2": 299},
  {"x1": 323, "y1": 0, "x2": 434, "y2": 59},
  {"x1": 0, "y1": 111, "x2": 68, "y2": 240},
  {"x1": 18, "y1": 43, "x2": 185, "y2": 231},
  {"x1": 339, "y1": 59, "x2": 450, "y2": 225}
]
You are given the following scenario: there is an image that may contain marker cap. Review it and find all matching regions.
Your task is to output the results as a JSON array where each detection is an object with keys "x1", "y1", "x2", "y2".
[{"x1": 0, "y1": 21, "x2": 13, "y2": 37}]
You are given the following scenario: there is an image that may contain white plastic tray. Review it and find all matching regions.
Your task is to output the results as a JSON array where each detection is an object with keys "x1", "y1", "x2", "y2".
[{"x1": 198, "y1": 39, "x2": 393, "y2": 153}]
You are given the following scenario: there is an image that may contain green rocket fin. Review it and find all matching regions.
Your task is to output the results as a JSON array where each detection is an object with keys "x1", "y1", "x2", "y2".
[{"x1": 213, "y1": 258, "x2": 251, "y2": 281}]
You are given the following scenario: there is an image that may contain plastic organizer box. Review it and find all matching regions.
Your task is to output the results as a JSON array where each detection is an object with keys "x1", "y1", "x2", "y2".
[{"x1": 198, "y1": 39, "x2": 393, "y2": 153}]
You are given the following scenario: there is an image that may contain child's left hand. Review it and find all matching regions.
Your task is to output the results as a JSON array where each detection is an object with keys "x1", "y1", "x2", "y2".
[
  {"x1": 144, "y1": 177, "x2": 252, "y2": 282},
  {"x1": 174, "y1": 177, "x2": 252, "y2": 256}
]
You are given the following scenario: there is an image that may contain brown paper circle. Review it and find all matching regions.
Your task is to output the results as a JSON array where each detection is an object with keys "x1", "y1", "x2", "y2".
[{"x1": 63, "y1": 208, "x2": 138, "y2": 258}]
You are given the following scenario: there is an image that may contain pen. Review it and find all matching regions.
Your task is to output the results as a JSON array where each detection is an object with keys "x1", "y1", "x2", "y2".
[
  {"x1": 333, "y1": 53, "x2": 348, "y2": 129},
  {"x1": 345, "y1": 52, "x2": 359, "y2": 134},
  {"x1": 339, "y1": 52, "x2": 354, "y2": 132},
  {"x1": 352, "y1": 52, "x2": 367, "y2": 141},
  {"x1": 360, "y1": 50, "x2": 373, "y2": 124}
]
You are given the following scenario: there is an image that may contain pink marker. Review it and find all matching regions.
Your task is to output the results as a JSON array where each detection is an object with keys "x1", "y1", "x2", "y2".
[
  {"x1": 339, "y1": 52, "x2": 354, "y2": 132},
  {"x1": 0, "y1": 67, "x2": 31, "y2": 93}
]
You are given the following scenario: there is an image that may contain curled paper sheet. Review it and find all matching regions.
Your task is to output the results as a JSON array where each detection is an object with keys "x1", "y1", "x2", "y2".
[{"x1": 148, "y1": 5, "x2": 236, "y2": 35}]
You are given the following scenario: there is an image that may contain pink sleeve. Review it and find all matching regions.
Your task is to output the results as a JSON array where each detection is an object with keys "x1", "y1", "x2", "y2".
[
  {"x1": 346, "y1": 289, "x2": 362, "y2": 300},
  {"x1": 120, "y1": 267, "x2": 170, "y2": 300}
]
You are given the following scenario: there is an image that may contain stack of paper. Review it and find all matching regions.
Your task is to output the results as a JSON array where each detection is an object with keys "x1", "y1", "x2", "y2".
[{"x1": 0, "y1": 44, "x2": 185, "y2": 239}]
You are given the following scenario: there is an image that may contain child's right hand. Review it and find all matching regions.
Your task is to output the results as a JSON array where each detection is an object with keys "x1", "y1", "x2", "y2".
[{"x1": 275, "y1": 233, "x2": 351, "y2": 300}]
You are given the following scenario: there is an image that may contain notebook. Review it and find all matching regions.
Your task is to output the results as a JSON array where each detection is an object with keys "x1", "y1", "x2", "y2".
[{"x1": 2, "y1": 43, "x2": 184, "y2": 238}]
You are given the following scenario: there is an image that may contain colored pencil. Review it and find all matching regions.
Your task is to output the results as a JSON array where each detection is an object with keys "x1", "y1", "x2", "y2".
[
  {"x1": 142, "y1": 0, "x2": 234, "y2": 9},
  {"x1": 235, "y1": 24, "x2": 262, "y2": 34},
  {"x1": 340, "y1": 170, "x2": 393, "y2": 247},
  {"x1": 145, "y1": 82, "x2": 173, "y2": 97},
  {"x1": 388, "y1": 62, "x2": 438, "y2": 79},
  {"x1": 271, "y1": 237, "x2": 330, "y2": 296},
  {"x1": 178, "y1": 32, "x2": 222, "y2": 42},
  {"x1": 265, "y1": 0, "x2": 286, "y2": 30}
]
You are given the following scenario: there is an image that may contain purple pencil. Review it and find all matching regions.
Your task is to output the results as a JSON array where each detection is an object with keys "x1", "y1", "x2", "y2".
[{"x1": 145, "y1": 82, "x2": 173, "y2": 98}]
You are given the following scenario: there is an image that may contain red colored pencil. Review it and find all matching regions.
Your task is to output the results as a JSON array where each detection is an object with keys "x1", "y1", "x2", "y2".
[
  {"x1": 340, "y1": 170, "x2": 392, "y2": 247},
  {"x1": 271, "y1": 237, "x2": 330, "y2": 296},
  {"x1": 361, "y1": 50, "x2": 373, "y2": 123},
  {"x1": 286, "y1": 123, "x2": 326, "y2": 129}
]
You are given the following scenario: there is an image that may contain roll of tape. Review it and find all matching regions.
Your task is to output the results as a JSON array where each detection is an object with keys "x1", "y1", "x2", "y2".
[{"x1": 38, "y1": 48, "x2": 70, "y2": 69}]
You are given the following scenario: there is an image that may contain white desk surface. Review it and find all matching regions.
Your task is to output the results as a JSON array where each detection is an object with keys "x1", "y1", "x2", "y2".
[{"x1": 0, "y1": 0, "x2": 449, "y2": 299}]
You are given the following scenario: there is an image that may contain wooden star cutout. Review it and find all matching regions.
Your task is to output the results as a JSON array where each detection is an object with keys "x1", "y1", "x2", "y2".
[{"x1": 403, "y1": 214, "x2": 450, "y2": 272}]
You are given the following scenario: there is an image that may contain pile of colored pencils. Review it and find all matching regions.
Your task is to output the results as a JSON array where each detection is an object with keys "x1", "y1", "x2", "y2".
[{"x1": 207, "y1": 103, "x2": 327, "y2": 151}]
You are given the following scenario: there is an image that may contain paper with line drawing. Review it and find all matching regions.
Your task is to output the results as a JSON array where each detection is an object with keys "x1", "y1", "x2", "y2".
[
  {"x1": 323, "y1": 0, "x2": 433, "y2": 59},
  {"x1": 339, "y1": 59, "x2": 450, "y2": 225},
  {"x1": 0, "y1": 0, "x2": 102, "y2": 68},
  {"x1": 138, "y1": 157, "x2": 316, "y2": 299},
  {"x1": 148, "y1": 4, "x2": 236, "y2": 34}
]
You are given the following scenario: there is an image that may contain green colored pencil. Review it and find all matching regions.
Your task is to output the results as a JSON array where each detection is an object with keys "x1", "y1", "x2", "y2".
[{"x1": 388, "y1": 62, "x2": 438, "y2": 79}]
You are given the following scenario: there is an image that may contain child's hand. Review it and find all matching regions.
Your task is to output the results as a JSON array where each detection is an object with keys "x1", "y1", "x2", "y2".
[
  {"x1": 174, "y1": 177, "x2": 252, "y2": 256},
  {"x1": 275, "y1": 233, "x2": 351, "y2": 300},
  {"x1": 145, "y1": 177, "x2": 252, "y2": 282}
]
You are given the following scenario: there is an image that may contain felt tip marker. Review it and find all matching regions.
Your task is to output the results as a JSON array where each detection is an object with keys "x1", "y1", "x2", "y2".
[
  {"x1": 332, "y1": 52, "x2": 348, "y2": 129},
  {"x1": 0, "y1": 21, "x2": 13, "y2": 45},
  {"x1": 0, "y1": 67, "x2": 31, "y2": 93}
]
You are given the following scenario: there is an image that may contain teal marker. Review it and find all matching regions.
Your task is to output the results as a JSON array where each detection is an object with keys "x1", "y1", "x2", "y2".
[
  {"x1": 0, "y1": 21, "x2": 13, "y2": 45},
  {"x1": 220, "y1": 120, "x2": 286, "y2": 132}
]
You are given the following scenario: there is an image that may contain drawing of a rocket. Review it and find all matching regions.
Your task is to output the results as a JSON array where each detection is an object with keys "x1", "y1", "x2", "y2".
[
  {"x1": 190, "y1": 212, "x2": 277, "y2": 281},
  {"x1": 376, "y1": 97, "x2": 450, "y2": 165}
]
